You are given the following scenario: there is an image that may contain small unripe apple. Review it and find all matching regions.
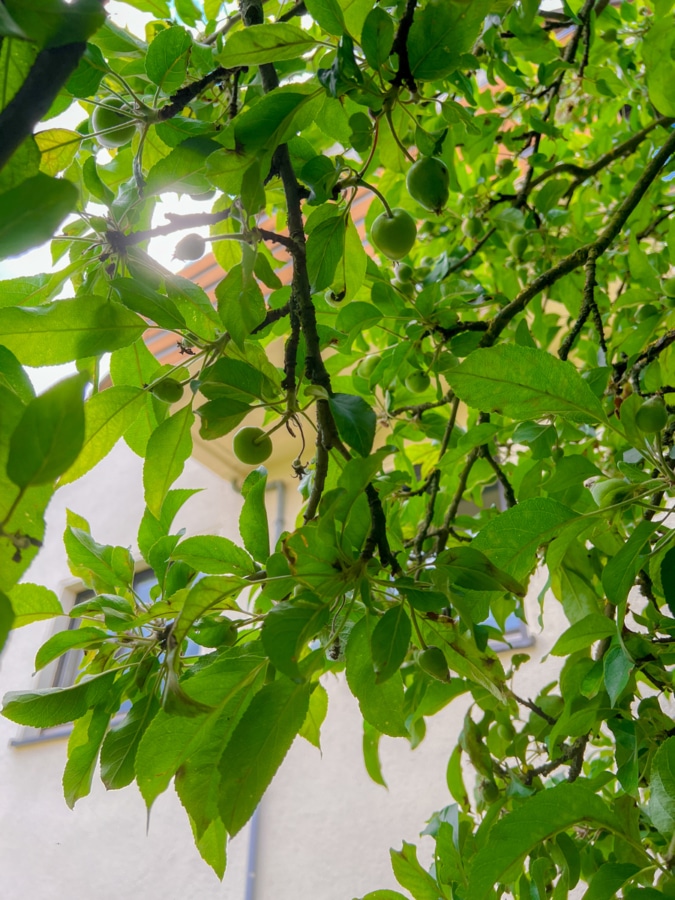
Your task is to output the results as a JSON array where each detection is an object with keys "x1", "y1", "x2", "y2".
[
  {"x1": 406, "y1": 156, "x2": 450, "y2": 214},
  {"x1": 497, "y1": 91, "x2": 514, "y2": 105},
  {"x1": 496, "y1": 157, "x2": 514, "y2": 177},
  {"x1": 174, "y1": 233, "x2": 206, "y2": 261},
  {"x1": 405, "y1": 370, "x2": 431, "y2": 393},
  {"x1": 462, "y1": 217, "x2": 483, "y2": 239},
  {"x1": 392, "y1": 278, "x2": 415, "y2": 300},
  {"x1": 357, "y1": 355, "x2": 380, "y2": 379},
  {"x1": 635, "y1": 396, "x2": 668, "y2": 434},
  {"x1": 91, "y1": 98, "x2": 137, "y2": 149},
  {"x1": 509, "y1": 234, "x2": 528, "y2": 259},
  {"x1": 151, "y1": 378, "x2": 184, "y2": 403},
  {"x1": 418, "y1": 646, "x2": 450, "y2": 682},
  {"x1": 371, "y1": 208, "x2": 417, "y2": 260},
  {"x1": 233, "y1": 426, "x2": 273, "y2": 465}
]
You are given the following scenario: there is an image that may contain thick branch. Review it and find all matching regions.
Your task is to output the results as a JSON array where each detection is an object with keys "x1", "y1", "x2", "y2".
[
  {"x1": 390, "y1": 0, "x2": 417, "y2": 92},
  {"x1": 0, "y1": 35, "x2": 89, "y2": 170}
]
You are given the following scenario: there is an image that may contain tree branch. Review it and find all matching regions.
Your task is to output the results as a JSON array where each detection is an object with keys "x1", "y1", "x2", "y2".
[
  {"x1": 390, "y1": 0, "x2": 417, "y2": 92},
  {"x1": 484, "y1": 126, "x2": 675, "y2": 347},
  {"x1": 157, "y1": 66, "x2": 245, "y2": 121},
  {"x1": 0, "y1": 19, "x2": 93, "y2": 171}
]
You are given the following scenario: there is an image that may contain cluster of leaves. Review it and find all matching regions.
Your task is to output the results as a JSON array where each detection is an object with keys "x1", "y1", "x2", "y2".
[{"x1": 5, "y1": 0, "x2": 675, "y2": 895}]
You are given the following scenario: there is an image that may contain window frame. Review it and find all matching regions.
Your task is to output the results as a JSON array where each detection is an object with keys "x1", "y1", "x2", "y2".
[{"x1": 9, "y1": 568, "x2": 158, "y2": 746}]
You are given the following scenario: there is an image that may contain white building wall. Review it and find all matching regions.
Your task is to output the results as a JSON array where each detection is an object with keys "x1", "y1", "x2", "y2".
[{"x1": 0, "y1": 440, "x2": 569, "y2": 899}]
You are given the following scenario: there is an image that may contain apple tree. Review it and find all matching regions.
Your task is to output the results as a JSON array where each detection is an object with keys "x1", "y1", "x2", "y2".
[{"x1": 3, "y1": 0, "x2": 675, "y2": 896}]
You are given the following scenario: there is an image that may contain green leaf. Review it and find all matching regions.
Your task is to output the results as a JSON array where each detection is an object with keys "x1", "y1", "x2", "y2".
[
  {"x1": 216, "y1": 264, "x2": 266, "y2": 348},
  {"x1": 299, "y1": 682, "x2": 328, "y2": 749},
  {"x1": 7, "y1": 374, "x2": 86, "y2": 487},
  {"x1": 328, "y1": 393, "x2": 376, "y2": 457},
  {"x1": 0, "y1": 173, "x2": 77, "y2": 260},
  {"x1": 2, "y1": 672, "x2": 115, "y2": 728},
  {"x1": 200, "y1": 357, "x2": 278, "y2": 404},
  {"x1": 218, "y1": 678, "x2": 311, "y2": 836},
  {"x1": 451, "y1": 345, "x2": 607, "y2": 423},
  {"x1": 60, "y1": 386, "x2": 146, "y2": 485},
  {"x1": 390, "y1": 842, "x2": 441, "y2": 900},
  {"x1": 137, "y1": 652, "x2": 264, "y2": 808},
  {"x1": 306, "y1": 214, "x2": 345, "y2": 292},
  {"x1": 438, "y1": 546, "x2": 526, "y2": 596},
  {"x1": 0, "y1": 591, "x2": 14, "y2": 653},
  {"x1": 35, "y1": 626, "x2": 109, "y2": 671},
  {"x1": 190, "y1": 815, "x2": 227, "y2": 879},
  {"x1": 649, "y1": 736, "x2": 675, "y2": 836},
  {"x1": 111, "y1": 279, "x2": 186, "y2": 331},
  {"x1": 100, "y1": 695, "x2": 159, "y2": 790},
  {"x1": 66, "y1": 43, "x2": 107, "y2": 98},
  {"x1": 358, "y1": 893, "x2": 409, "y2": 900},
  {"x1": 661, "y1": 547, "x2": 675, "y2": 616},
  {"x1": 603, "y1": 642, "x2": 633, "y2": 707},
  {"x1": 239, "y1": 467, "x2": 270, "y2": 563},
  {"x1": 172, "y1": 535, "x2": 256, "y2": 576},
  {"x1": 65, "y1": 519, "x2": 134, "y2": 592},
  {"x1": 8, "y1": 582, "x2": 62, "y2": 627},
  {"x1": 467, "y1": 498, "x2": 577, "y2": 621},
  {"x1": 143, "y1": 404, "x2": 194, "y2": 517},
  {"x1": 145, "y1": 138, "x2": 217, "y2": 195},
  {"x1": 172, "y1": 575, "x2": 246, "y2": 646},
  {"x1": 582, "y1": 863, "x2": 641, "y2": 900},
  {"x1": 408, "y1": 0, "x2": 493, "y2": 80},
  {"x1": 233, "y1": 84, "x2": 323, "y2": 160},
  {"x1": 34, "y1": 129, "x2": 81, "y2": 176},
  {"x1": 196, "y1": 397, "x2": 250, "y2": 440},
  {"x1": 62, "y1": 706, "x2": 111, "y2": 809},
  {"x1": 305, "y1": 0, "x2": 345, "y2": 36},
  {"x1": 644, "y1": 17, "x2": 675, "y2": 117},
  {"x1": 466, "y1": 783, "x2": 619, "y2": 900},
  {"x1": 220, "y1": 23, "x2": 317, "y2": 66},
  {"x1": 602, "y1": 520, "x2": 658, "y2": 606},
  {"x1": 361, "y1": 7, "x2": 394, "y2": 69},
  {"x1": 345, "y1": 617, "x2": 408, "y2": 738},
  {"x1": 261, "y1": 598, "x2": 330, "y2": 681},
  {"x1": 371, "y1": 605, "x2": 411, "y2": 684},
  {"x1": 0, "y1": 296, "x2": 146, "y2": 366},
  {"x1": 145, "y1": 25, "x2": 192, "y2": 94},
  {"x1": 550, "y1": 614, "x2": 617, "y2": 656},
  {"x1": 363, "y1": 720, "x2": 387, "y2": 787}
]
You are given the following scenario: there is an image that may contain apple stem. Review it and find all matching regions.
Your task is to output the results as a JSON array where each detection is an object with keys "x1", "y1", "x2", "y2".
[{"x1": 357, "y1": 178, "x2": 393, "y2": 218}]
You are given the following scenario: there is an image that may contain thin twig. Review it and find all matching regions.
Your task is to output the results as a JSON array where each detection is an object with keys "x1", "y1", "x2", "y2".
[{"x1": 558, "y1": 247, "x2": 600, "y2": 360}]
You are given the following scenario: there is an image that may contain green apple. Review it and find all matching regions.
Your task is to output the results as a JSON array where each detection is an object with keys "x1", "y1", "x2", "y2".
[
  {"x1": 233, "y1": 426, "x2": 273, "y2": 465},
  {"x1": 357, "y1": 355, "x2": 380, "y2": 379},
  {"x1": 635, "y1": 396, "x2": 668, "y2": 434},
  {"x1": 509, "y1": 233, "x2": 528, "y2": 259},
  {"x1": 406, "y1": 156, "x2": 450, "y2": 214},
  {"x1": 91, "y1": 98, "x2": 137, "y2": 149},
  {"x1": 405, "y1": 370, "x2": 431, "y2": 393},
  {"x1": 418, "y1": 646, "x2": 450, "y2": 682},
  {"x1": 151, "y1": 378, "x2": 184, "y2": 404},
  {"x1": 174, "y1": 233, "x2": 206, "y2": 261},
  {"x1": 371, "y1": 208, "x2": 417, "y2": 260}
]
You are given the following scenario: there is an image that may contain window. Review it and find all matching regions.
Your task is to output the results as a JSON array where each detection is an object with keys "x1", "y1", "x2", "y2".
[{"x1": 11, "y1": 570, "x2": 160, "y2": 745}]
